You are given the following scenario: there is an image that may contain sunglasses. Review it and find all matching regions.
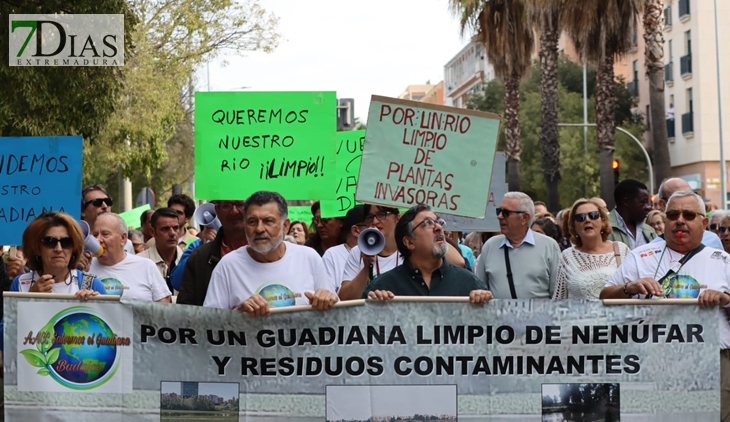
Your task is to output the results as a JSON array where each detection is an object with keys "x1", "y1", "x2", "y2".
[
  {"x1": 720, "y1": 226, "x2": 730, "y2": 234},
  {"x1": 83, "y1": 197, "x2": 114, "y2": 208},
  {"x1": 41, "y1": 236, "x2": 74, "y2": 249},
  {"x1": 312, "y1": 217, "x2": 331, "y2": 226},
  {"x1": 710, "y1": 223, "x2": 719, "y2": 231},
  {"x1": 496, "y1": 208, "x2": 525, "y2": 218},
  {"x1": 574, "y1": 211, "x2": 601, "y2": 222},
  {"x1": 666, "y1": 210, "x2": 704, "y2": 221}
]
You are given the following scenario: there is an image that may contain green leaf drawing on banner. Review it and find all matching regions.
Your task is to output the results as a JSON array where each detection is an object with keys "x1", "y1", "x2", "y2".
[
  {"x1": 36, "y1": 368, "x2": 50, "y2": 376},
  {"x1": 36, "y1": 322, "x2": 55, "y2": 354},
  {"x1": 20, "y1": 349, "x2": 47, "y2": 368},
  {"x1": 45, "y1": 347, "x2": 61, "y2": 365}
]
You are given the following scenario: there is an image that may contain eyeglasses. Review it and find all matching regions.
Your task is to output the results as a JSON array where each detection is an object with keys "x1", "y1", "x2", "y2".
[
  {"x1": 41, "y1": 236, "x2": 74, "y2": 249},
  {"x1": 496, "y1": 208, "x2": 525, "y2": 218},
  {"x1": 217, "y1": 201, "x2": 245, "y2": 212},
  {"x1": 312, "y1": 217, "x2": 330, "y2": 226},
  {"x1": 574, "y1": 211, "x2": 601, "y2": 222},
  {"x1": 132, "y1": 242, "x2": 144, "y2": 247},
  {"x1": 414, "y1": 217, "x2": 446, "y2": 231},
  {"x1": 719, "y1": 226, "x2": 730, "y2": 234},
  {"x1": 365, "y1": 211, "x2": 393, "y2": 224},
  {"x1": 83, "y1": 197, "x2": 113, "y2": 208},
  {"x1": 666, "y1": 210, "x2": 704, "y2": 221},
  {"x1": 648, "y1": 221, "x2": 664, "y2": 227}
]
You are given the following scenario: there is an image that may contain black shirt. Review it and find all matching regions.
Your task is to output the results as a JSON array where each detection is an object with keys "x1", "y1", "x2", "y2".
[{"x1": 362, "y1": 259, "x2": 488, "y2": 298}]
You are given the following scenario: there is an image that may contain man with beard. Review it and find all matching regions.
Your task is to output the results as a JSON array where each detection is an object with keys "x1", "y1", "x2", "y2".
[
  {"x1": 203, "y1": 191, "x2": 338, "y2": 315},
  {"x1": 601, "y1": 190, "x2": 730, "y2": 419},
  {"x1": 364, "y1": 204, "x2": 492, "y2": 303}
]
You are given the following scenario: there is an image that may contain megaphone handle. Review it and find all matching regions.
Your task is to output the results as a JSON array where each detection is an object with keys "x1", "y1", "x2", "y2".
[{"x1": 368, "y1": 262, "x2": 374, "y2": 285}]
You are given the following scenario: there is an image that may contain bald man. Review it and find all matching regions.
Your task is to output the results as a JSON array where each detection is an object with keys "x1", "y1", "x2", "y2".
[{"x1": 652, "y1": 178, "x2": 722, "y2": 249}]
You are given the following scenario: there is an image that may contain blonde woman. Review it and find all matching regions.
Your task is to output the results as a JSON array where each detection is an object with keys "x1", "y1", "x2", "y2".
[
  {"x1": 645, "y1": 210, "x2": 666, "y2": 237},
  {"x1": 553, "y1": 198, "x2": 630, "y2": 299}
]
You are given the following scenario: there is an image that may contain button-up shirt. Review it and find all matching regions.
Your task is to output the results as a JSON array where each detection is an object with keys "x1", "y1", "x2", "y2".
[
  {"x1": 137, "y1": 245, "x2": 182, "y2": 292},
  {"x1": 362, "y1": 259, "x2": 487, "y2": 298}
]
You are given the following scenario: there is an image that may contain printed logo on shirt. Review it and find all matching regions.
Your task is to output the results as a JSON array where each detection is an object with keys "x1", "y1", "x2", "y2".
[
  {"x1": 639, "y1": 249, "x2": 663, "y2": 258},
  {"x1": 256, "y1": 283, "x2": 301, "y2": 307},
  {"x1": 711, "y1": 251, "x2": 730, "y2": 263},
  {"x1": 99, "y1": 277, "x2": 129, "y2": 294},
  {"x1": 662, "y1": 274, "x2": 707, "y2": 298}
]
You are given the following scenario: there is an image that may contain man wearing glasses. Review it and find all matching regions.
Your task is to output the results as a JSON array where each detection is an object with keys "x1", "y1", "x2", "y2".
[
  {"x1": 79, "y1": 184, "x2": 134, "y2": 270},
  {"x1": 475, "y1": 192, "x2": 561, "y2": 299},
  {"x1": 364, "y1": 204, "x2": 492, "y2": 303},
  {"x1": 601, "y1": 190, "x2": 730, "y2": 420},
  {"x1": 176, "y1": 200, "x2": 248, "y2": 306},
  {"x1": 137, "y1": 208, "x2": 183, "y2": 293}
]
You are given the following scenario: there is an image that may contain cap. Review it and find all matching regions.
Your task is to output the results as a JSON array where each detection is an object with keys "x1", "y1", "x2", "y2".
[{"x1": 344, "y1": 205, "x2": 366, "y2": 229}]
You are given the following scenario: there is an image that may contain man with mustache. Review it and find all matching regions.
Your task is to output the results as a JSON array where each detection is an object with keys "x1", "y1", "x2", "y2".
[
  {"x1": 137, "y1": 208, "x2": 183, "y2": 293},
  {"x1": 364, "y1": 204, "x2": 492, "y2": 304},
  {"x1": 601, "y1": 190, "x2": 730, "y2": 420},
  {"x1": 475, "y1": 192, "x2": 561, "y2": 299},
  {"x1": 203, "y1": 191, "x2": 338, "y2": 315}
]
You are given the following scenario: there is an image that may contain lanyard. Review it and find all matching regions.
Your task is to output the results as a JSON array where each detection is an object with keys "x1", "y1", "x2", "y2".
[{"x1": 369, "y1": 251, "x2": 400, "y2": 282}]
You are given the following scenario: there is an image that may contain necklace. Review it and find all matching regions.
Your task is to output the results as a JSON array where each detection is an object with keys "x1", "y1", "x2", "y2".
[{"x1": 63, "y1": 269, "x2": 73, "y2": 286}]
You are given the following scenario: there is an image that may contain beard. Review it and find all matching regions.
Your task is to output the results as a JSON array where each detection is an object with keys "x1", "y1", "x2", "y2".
[
  {"x1": 248, "y1": 230, "x2": 284, "y2": 254},
  {"x1": 432, "y1": 239, "x2": 448, "y2": 259}
]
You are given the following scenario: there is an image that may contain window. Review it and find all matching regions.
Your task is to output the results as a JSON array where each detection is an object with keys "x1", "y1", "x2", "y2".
[
  {"x1": 646, "y1": 105, "x2": 651, "y2": 129},
  {"x1": 668, "y1": 40, "x2": 673, "y2": 61},
  {"x1": 685, "y1": 30, "x2": 691, "y2": 55},
  {"x1": 670, "y1": 94, "x2": 675, "y2": 107},
  {"x1": 633, "y1": 60, "x2": 639, "y2": 81},
  {"x1": 687, "y1": 88, "x2": 693, "y2": 112}
]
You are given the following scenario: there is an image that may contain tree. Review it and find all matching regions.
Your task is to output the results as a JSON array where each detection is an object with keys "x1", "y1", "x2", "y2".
[
  {"x1": 643, "y1": 0, "x2": 670, "y2": 187},
  {"x1": 528, "y1": 0, "x2": 563, "y2": 212},
  {"x1": 0, "y1": 0, "x2": 136, "y2": 138},
  {"x1": 451, "y1": 0, "x2": 534, "y2": 191},
  {"x1": 84, "y1": 0, "x2": 279, "y2": 207},
  {"x1": 563, "y1": 0, "x2": 643, "y2": 208}
]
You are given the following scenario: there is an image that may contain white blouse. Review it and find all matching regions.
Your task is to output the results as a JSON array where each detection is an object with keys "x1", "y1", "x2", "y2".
[{"x1": 553, "y1": 242, "x2": 630, "y2": 299}]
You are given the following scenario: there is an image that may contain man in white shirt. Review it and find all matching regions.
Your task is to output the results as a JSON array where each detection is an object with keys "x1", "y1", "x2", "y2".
[
  {"x1": 203, "y1": 191, "x2": 338, "y2": 315},
  {"x1": 601, "y1": 190, "x2": 730, "y2": 419},
  {"x1": 322, "y1": 205, "x2": 367, "y2": 292},
  {"x1": 137, "y1": 208, "x2": 183, "y2": 293},
  {"x1": 90, "y1": 213, "x2": 172, "y2": 302},
  {"x1": 78, "y1": 184, "x2": 134, "y2": 270}
]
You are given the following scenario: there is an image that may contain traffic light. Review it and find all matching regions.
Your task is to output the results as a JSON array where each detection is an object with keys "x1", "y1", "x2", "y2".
[{"x1": 612, "y1": 159, "x2": 620, "y2": 186}]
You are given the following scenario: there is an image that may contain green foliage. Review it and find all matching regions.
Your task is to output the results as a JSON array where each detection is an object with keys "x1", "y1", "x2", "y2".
[{"x1": 467, "y1": 58, "x2": 648, "y2": 209}]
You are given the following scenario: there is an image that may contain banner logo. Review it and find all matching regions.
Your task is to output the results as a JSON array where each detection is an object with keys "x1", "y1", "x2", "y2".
[
  {"x1": 19, "y1": 306, "x2": 130, "y2": 390},
  {"x1": 9, "y1": 14, "x2": 124, "y2": 66}
]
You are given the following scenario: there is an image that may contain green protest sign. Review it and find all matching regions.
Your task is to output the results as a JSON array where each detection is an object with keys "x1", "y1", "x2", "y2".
[
  {"x1": 118, "y1": 204, "x2": 150, "y2": 229},
  {"x1": 356, "y1": 96, "x2": 501, "y2": 218},
  {"x1": 321, "y1": 130, "x2": 366, "y2": 218},
  {"x1": 194, "y1": 91, "x2": 337, "y2": 200},
  {"x1": 287, "y1": 205, "x2": 312, "y2": 224}
]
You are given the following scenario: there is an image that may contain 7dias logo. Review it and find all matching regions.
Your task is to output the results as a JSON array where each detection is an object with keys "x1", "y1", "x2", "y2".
[{"x1": 9, "y1": 14, "x2": 124, "y2": 66}]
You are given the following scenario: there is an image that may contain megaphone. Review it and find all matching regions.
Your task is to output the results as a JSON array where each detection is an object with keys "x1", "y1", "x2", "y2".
[
  {"x1": 78, "y1": 220, "x2": 104, "y2": 257},
  {"x1": 194, "y1": 203, "x2": 222, "y2": 231},
  {"x1": 358, "y1": 227, "x2": 385, "y2": 256}
]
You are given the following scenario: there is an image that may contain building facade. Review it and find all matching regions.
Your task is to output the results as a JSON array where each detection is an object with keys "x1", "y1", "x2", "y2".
[
  {"x1": 181, "y1": 381, "x2": 198, "y2": 398},
  {"x1": 444, "y1": 40, "x2": 495, "y2": 108}
]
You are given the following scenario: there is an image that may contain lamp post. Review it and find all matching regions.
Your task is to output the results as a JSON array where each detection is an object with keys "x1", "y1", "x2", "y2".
[{"x1": 714, "y1": 0, "x2": 726, "y2": 208}]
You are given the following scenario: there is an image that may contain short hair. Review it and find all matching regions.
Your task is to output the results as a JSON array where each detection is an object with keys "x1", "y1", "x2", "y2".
[
  {"x1": 364, "y1": 204, "x2": 400, "y2": 217},
  {"x1": 289, "y1": 221, "x2": 309, "y2": 234},
  {"x1": 532, "y1": 218, "x2": 561, "y2": 242},
  {"x1": 567, "y1": 198, "x2": 612, "y2": 247},
  {"x1": 645, "y1": 210, "x2": 667, "y2": 225},
  {"x1": 128, "y1": 229, "x2": 143, "y2": 242},
  {"x1": 666, "y1": 190, "x2": 706, "y2": 215},
  {"x1": 151, "y1": 207, "x2": 181, "y2": 228},
  {"x1": 245, "y1": 190, "x2": 288, "y2": 220},
  {"x1": 81, "y1": 184, "x2": 110, "y2": 210},
  {"x1": 613, "y1": 179, "x2": 648, "y2": 207},
  {"x1": 97, "y1": 212, "x2": 128, "y2": 234},
  {"x1": 657, "y1": 179, "x2": 670, "y2": 201},
  {"x1": 395, "y1": 204, "x2": 431, "y2": 259},
  {"x1": 23, "y1": 212, "x2": 84, "y2": 272},
  {"x1": 711, "y1": 209, "x2": 728, "y2": 223},
  {"x1": 534, "y1": 201, "x2": 547, "y2": 207},
  {"x1": 504, "y1": 192, "x2": 535, "y2": 225},
  {"x1": 140, "y1": 209, "x2": 154, "y2": 227},
  {"x1": 168, "y1": 194, "x2": 196, "y2": 218}
]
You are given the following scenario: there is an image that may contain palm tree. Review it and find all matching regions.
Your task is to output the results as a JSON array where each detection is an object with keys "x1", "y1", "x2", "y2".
[
  {"x1": 451, "y1": 0, "x2": 534, "y2": 191},
  {"x1": 528, "y1": 0, "x2": 562, "y2": 212},
  {"x1": 643, "y1": 0, "x2": 670, "y2": 187},
  {"x1": 563, "y1": 0, "x2": 642, "y2": 208}
]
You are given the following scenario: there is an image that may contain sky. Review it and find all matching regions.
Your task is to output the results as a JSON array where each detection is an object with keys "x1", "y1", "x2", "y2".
[
  {"x1": 202, "y1": 0, "x2": 469, "y2": 123},
  {"x1": 326, "y1": 385, "x2": 457, "y2": 420},
  {"x1": 161, "y1": 382, "x2": 238, "y2": 400}
]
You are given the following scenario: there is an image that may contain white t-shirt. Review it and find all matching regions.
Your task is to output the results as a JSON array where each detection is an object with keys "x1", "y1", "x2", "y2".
[
  {"x1": 203, "y1": 243, "x2": 336, "y2": 310},
  {"x1": 89, "y1": 253, "x2": 171, "y2": 301},
  {"x1": 340, "y1": 245, "x2": 403, "y2": 284},
  {"x1": 606, "y1": 240, "x2": 730, "y2": 348},
  {"x1": 14, "y1": 271, "x2": 79, "y2": 294},
  {"x1": 322, "y1": 244, "x2": 353, "y2": 292},
  {"x1": 123, "y1": 239, "x2": 134, "y2": 255}
]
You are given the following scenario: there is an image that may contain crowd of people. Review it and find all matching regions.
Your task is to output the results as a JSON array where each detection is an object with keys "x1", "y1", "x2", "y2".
[{"x1": 2, "y1": 178, "x2": 730, "y2": 417}]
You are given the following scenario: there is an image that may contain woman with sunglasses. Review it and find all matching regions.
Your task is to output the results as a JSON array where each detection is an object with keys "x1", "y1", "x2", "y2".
[
  {"x1": 10, "y1": 212, "x2": 107, "y2": 298},
  {"x1": 553, "y1": 198, "x2": 629, "y2": 299}
]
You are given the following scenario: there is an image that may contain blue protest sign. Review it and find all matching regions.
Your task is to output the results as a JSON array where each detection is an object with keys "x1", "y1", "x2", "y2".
[{"x1": 0, "y1": 136, "x2": 83, "y2": 245}]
